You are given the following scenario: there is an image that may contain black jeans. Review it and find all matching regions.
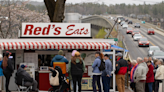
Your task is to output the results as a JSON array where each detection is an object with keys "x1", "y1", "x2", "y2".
[
  {"x1": 4, "y1": 73, "x2": 11, "y2": 92},
  {"x1": 72, "y1": 75, "x2": 82, "y2": 92},
  {"x1": 92, "y1": 75, "x2": 101, "y2": 92}
]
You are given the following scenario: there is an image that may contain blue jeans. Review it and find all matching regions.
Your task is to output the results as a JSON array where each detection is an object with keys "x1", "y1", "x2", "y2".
[
  {"x1": 148, "y1": 82, "x2": 153, "y2": 92},
  {"x1": 92, "y1": 75, "x2": 101, "y2": 92},
  {"x1": 102, "y1": 76, "x2": 111, "y2": 92}
]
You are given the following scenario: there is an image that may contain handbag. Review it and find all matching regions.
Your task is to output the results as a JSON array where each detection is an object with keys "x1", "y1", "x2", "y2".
[{"x1": 50, "y1": 70, "x2": 59, "y2": 86}]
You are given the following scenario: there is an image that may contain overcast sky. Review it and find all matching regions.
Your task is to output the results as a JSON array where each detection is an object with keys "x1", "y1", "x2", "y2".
[{"x1": 31, "y1": 0, "x2": 163, "y2": 5}]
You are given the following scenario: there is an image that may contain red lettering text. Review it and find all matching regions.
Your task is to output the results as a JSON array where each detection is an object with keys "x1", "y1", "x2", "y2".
[
  {"x1": 66, "y1": 25, "x2": 89, "y2": 36},
  {"x1": 34, "y1": 27, "x2": 41, "y2": 35},
  {"x1": 54, "y1": 27, "x2": 61, "y2": 35},
  {"x1": 42, "y1": 25, "x2": 51, "y2": 35},
  {"x1": 66, "y1": 25, "x2": 75, "y2": 35},
  {"x1": 24, "y1": 25, "x2": 34, "y2": 35}
]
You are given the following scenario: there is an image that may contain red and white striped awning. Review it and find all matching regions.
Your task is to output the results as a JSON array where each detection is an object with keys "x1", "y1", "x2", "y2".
[{"x1": 0, "y1": 39, "x2": 112, "y2": 50}]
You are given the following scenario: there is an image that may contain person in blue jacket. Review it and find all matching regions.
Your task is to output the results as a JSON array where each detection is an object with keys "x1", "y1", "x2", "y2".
[
  {"x1": 92, "y1": 51, "x2": 103, "y2": 92},
  {"x1": 102, "y1": 54, "x2": 113, "y2": 92},
  {"x1": 0, "y1": 54, "x2": 3, "y2": 92},
  {"x1": 50, "y1": 50, "x2": 68, "y2": 75}
]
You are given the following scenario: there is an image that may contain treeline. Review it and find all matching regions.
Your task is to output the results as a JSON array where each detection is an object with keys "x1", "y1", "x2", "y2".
[
  {"x1": 25, "y1": 2, "x2": 164, "y2": 18},
  {"x1": 65, "y1": 2, "x2": 164, "y2": 18}
]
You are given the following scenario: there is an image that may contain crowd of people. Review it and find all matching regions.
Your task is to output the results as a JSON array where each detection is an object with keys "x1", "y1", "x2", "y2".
[
  {"x1": 1, "y1": 49, "x2": 163, "y2": 92},
  {"x1": 130, "y1": 57, "x2": 164, "y2": 92}
]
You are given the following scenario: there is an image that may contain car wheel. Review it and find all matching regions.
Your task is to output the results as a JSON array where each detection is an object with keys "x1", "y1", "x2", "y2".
[
  {"x1": 138, "y1": 45, "x2": 140, "y2": 47},
  {"x1": 147, "y1": 45, "x2": 149, "y2": 47},
  {"x1": 139, "y1": 26, "x2": 140, "y2": 28}
]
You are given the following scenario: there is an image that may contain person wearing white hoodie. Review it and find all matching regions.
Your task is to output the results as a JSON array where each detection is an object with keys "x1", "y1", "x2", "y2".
[{"x1": 155, "y1": 59, "x2": 164, "y2": 92}]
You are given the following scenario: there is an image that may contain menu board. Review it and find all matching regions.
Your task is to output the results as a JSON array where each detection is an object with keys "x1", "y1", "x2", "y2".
[{"x1": 24, "y1": 53, "x2": 38, "y2": 69}]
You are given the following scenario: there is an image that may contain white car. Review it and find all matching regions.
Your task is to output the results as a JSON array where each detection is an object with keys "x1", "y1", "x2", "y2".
[
  {"x1": 120, "y1": 21, "x2": 125, "y2": 26},
  {"x1": 148, "y1": 46, "x2": 160, "y2": 56},
  {"x1": 122, "y1": 23, "x2": 128, "y2": 29},
  {"x1": 133, "y1": 34, "x2": 142, "y2": 41}
]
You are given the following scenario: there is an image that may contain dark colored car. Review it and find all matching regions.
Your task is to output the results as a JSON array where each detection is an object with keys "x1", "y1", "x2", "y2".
[
  {"x1": 132, "y1": 29, "x2": 140, "y2": 37},
  {"x1": 126, "y1": 27, "x2": 133, "y2": 34},
  {"x1": 128, "y1": 21, "x2": 133, "y2": 24},
  {"x1": 147, "y1": 28, "x2": 155, "y2": 35},
  {"x1": 125, "y1": 19, "x2": 128, "y2": 22},
  {"x1": 134, "y1": 23, "x2": 140, "y2": 28},
  {"x1": 138, "y1": 37, "x2": 149, "y2": 47}
]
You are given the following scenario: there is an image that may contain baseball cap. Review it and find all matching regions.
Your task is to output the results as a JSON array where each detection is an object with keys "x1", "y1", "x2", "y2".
[
  {"x1": 5, "y1": 51, "x2": 11, "y2": 56},
  {"x1": 116, "y1": 52, "x2": 123, "y2": 57},
  {"x1": 21, "y1": 64, "x2": 27, "y2": 68}
]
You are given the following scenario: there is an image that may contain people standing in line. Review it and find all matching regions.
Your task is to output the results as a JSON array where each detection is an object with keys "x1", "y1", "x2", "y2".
[
  {"x1": 153, "y1": 59, "x2": 158, "y2": 91},
  {"x1": 130, "y1": 60, "x2": 138, "y2": 92},
  {"x1": 102, "y1": 54, "x2": 112, "y2": 92},
  {"x1": 2, "y1": 51, "x2": 14, "y2": 92},
  {"x1": 145, "y1": 61, "x2": 154, "y2": 92},
  {"x1": 0, "y1": 54, "x2": 3, "y2": 92},
  {"x1": 92, "y1": 51, "x2": 102, "y2": 92},
  {"x1": 155, "y1": 59, "x2": 164, "y2": 92},
  {"x1": 50, "y1": 50, "x2": 69, "y2": 75},
  {"x1": 148, "y1": 57, "x2": 154, "y2": 66},
  {"x1": 133, "y1": 57, "x2": 148, "y2": 92},
  {"x1": 115, "y1": 52, "x2": 128, "y2": 92},
  {"x1": 68, "y1": 51, "x2": 85, "y2": 92},
  {"x1": 16, "y1": 64, "x2": 38, "y2": 92}
]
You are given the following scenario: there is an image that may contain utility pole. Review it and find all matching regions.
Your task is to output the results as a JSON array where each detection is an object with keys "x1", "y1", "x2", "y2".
[{"x1": 106, "y1": 18, "x2": 118, "y2": 39}]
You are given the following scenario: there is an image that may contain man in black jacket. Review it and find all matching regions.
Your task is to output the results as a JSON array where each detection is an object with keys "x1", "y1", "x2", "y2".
[
  {"x1": 16, "y1": 64, "x2": 38, "y2": 91},
  {"x1": 115, "y1": 52, "x2": 128, "y2": 92}
]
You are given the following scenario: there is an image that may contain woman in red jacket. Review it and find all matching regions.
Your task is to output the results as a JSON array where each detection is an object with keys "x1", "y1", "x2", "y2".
[{"x1": 146, "y1": 61, "x2": 154, "y2": 92}]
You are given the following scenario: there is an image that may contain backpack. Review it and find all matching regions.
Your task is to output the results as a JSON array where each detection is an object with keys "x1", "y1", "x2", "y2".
[{"x1": 99, "y1": 60, "x2": 105, "y2": 71}]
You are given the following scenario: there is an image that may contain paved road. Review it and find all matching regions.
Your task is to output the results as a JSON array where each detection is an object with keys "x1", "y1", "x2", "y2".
[{"x1": 109, "y1": 19, "x2": 164, "y2": 60}]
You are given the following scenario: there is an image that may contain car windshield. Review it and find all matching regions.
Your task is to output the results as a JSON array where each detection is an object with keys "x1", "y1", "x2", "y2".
[
  {"x1": 148, "y1": 29, "x2": 154, "y2": 31},
  {"x1": 134, "y1": 35, "x2": 141, "y2": 37},
  {"x1": 153, "y1": 52, "x2": 164, "y2": 56},
  {"x1": 133, "y1": 30, "x2": 139, "y2": 32},
  {"x1": 127, "y1": 28, "x2": 133, "y2": 30},
  {"x1": 140, "y1": 38, "x2": 148, "y2": 41},
  {"x1": 150, "y1": 47, "x2": 160, "y2": 51}
]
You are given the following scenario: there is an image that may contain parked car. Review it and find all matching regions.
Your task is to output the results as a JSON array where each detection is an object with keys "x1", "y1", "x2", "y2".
[
  {"x1": 152, "y1": 51, "x2": 164, "y2": 61},
  {"x1": 138, "y1": 37, "x2": 149, "y2": 47},
  {"x1": 121, "y1": 21, "x2": 125, "y2": 26},
  {"x1": 147, "y1": 28, "x2": 155, "y2": 35},
  {"x1": 122, "y1": 23, "x2": 128, "y2": 29},
  {"x1": 132, "y1": 29, "x2": 140, "y2": 37},
  {"x1": 133, "y1": 34, "x2": 142, "y2": 41},
  {"x1": 128, "y1": 20, "x2": 133, "y2": 24},
  {"x1": 126, "y1": 27, "x2": 133, "y2": 34},
  {"x1": 134, "y1": 23, "x2": 140, "y2": 28},
  {"x1": 148, "y1": 46, "x2": 160, "y2": 56}
]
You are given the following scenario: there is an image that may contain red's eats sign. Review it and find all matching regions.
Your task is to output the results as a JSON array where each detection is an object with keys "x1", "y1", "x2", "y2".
[{"x1": 22, "y1": 23, "x2": 91, "y2": 37}]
